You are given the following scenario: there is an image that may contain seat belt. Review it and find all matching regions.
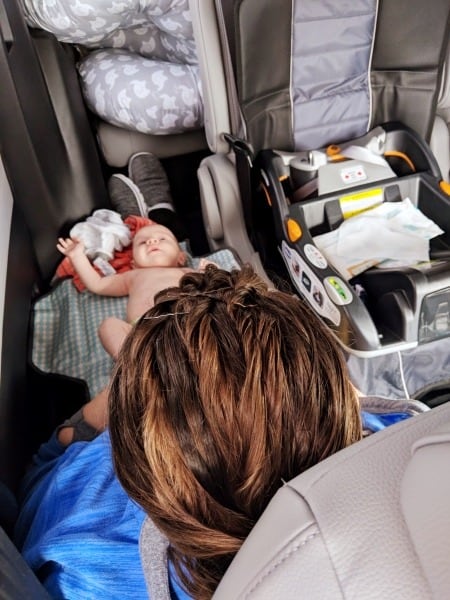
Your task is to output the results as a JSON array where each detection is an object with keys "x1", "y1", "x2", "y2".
[
  {"x1": 214, "y1": 0, "x2": 245, "y2": 140},
  {"x1": 223, "y1": 132, "x2": 255, "y2": 237}
]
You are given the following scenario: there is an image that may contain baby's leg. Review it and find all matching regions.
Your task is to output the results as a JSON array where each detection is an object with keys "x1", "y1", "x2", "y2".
[
  {"x1": 98, "y1": 317, "x2": 132, "y2": 360},
  {"x1": 57, "y1": 317, "x2": 132, "y2": 446}
]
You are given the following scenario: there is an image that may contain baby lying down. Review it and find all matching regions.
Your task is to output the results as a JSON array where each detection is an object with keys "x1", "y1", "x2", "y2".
[{"x1": 56, "y1": 221, "x2": 216, "y2": 445}]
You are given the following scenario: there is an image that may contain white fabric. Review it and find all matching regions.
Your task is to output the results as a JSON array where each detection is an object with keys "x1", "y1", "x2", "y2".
[
  {"x1": 70, "y1": 208, "x2": 131, "y2": 260},
  {"x1": 314, "y1": 199, "x2": 444, "y2": 280}
]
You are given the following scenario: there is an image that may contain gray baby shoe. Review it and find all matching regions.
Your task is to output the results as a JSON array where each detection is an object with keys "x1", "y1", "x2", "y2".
[
  {"x1": 108, "y1": 173, "x2": 148, "y2": 218},
  {"x1": 128, "y1": 152, "x2": 175, "y2": 212}
]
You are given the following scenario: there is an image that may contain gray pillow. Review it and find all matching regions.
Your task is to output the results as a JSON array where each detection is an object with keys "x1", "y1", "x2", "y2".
[
  {"x1": 78, "y1": 48, "x2": 203, "y2": 134},
  {"x1": 21, "y1": 0, "x2": 203, "y2": 134}
]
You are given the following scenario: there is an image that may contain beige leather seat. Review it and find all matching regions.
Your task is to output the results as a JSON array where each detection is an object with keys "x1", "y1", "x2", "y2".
[
  {"x1": 214, "y1": 401, "x2": 450, "y2": 599},
  {"x1": 96, "y1": 121, "x2": 207, "y2": 168}
]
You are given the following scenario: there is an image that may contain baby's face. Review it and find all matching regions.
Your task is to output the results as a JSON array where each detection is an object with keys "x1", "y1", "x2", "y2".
[{"x1": 132, "y1": 225, "x2": 185, "y2": 268}]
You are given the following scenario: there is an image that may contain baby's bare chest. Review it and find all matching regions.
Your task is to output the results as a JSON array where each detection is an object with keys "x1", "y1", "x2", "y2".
[{"x1": 127, "y1": 267, "x2": 191, "y2": 319}]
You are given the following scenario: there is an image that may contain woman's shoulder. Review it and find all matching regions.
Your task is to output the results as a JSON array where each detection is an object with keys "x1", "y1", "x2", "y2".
[{"x1": 360, "y1": 395, "x2": 429, "y2": 435}]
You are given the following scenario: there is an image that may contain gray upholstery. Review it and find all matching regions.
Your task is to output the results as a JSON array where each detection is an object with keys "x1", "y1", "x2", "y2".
[
  {"x1": 190, "y1": 0, "x2": 232, "y2": 155},
  {"x1": 214, "y1": 402, "x2": 450, "y2": 599},
  {"x1": 402, "y1": 423, "x2": 450, "y2": 598}
]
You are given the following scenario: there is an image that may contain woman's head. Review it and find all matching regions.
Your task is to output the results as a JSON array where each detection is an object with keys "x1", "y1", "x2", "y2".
[{"x1": 109, "y1": 266, "x2": 361, "y2": 598}]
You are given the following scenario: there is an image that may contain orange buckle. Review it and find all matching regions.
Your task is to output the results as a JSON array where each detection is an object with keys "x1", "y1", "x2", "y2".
[{"x1": 287, "y1": 219, "x2": 302, "y2": 243}]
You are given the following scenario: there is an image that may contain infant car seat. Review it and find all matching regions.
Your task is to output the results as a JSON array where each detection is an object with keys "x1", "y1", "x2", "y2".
[{"x1": 190, "y1": 0, "x2": 450, "y2": 355}]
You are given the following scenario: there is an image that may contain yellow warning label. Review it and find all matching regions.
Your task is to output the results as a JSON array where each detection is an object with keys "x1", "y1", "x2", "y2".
[{"x1": 339, "y1": 188, "x2": 383, "y2": 219}]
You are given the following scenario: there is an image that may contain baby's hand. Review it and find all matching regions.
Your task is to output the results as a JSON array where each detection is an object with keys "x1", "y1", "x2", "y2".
[
  {"x1": 57, "y1": 237, "x2": 85, "y2": 259},
  {"x1": 198, "y1": 258, "x2": 219, "y2": 271}
]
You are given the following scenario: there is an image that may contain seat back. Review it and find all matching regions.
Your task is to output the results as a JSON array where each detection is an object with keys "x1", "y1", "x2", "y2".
[
  {"x1": 196, "y1": 0, "x2": 450, "y2": 155},
  {"x1": 214, "y1": 402, "x2": 450, "y2": 599},
  {"x1": 189, "y1": 0, "x2": 271, "y2": 275},
  {"x1": 96, "y1": 121, "x2": 207, "y2": 168}
]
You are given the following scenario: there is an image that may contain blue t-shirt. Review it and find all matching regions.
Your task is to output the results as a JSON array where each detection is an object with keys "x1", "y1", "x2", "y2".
[
  {"x1": 361, "y1": 410, "x2": 411, "y2": 432},
  {"x1": 15, "y1": 431, "x2": 190, "y2": 600}
]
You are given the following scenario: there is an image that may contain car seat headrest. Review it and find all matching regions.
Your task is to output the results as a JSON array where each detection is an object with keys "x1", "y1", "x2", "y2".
[{"x1": 213, "y1": 401, "x2": 450, "y2": 599}]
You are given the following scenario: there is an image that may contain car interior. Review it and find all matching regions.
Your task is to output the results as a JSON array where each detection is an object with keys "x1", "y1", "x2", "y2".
[{"x1": 1, "y1": 0, "x2": 450, "y2": 597}]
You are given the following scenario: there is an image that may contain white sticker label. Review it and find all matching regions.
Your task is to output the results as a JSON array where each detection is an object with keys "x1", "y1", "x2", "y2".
[
  {"x1": 340, "y1": 164, "x2": 367, "y2": 185},
  {"x1": 304, "y1": 243, "x2": 327, "y2": 269}
]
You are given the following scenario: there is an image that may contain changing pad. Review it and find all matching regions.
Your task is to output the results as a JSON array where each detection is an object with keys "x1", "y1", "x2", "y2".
[{"x1": 32, "y1": 249, "x2": 240, "y2": 397}]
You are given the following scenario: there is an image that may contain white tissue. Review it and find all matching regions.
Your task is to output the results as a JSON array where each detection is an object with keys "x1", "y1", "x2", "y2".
[{"x1": 314, "y1": 199, "x2": 443, "y2": 280}]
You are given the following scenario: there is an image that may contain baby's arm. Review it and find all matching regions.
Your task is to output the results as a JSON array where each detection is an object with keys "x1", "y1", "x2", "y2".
[{"x1": 57, "y1": 238, "x2": 130, "y2": 296}]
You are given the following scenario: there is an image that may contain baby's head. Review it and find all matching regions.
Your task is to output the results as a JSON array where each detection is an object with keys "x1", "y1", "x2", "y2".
[{"x1": 131, "y1": 224, "x2": 185, "y2": 269}]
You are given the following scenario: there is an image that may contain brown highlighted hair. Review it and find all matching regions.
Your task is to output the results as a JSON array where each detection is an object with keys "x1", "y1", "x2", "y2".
[{"x1": 109, "y1": 266, "x2": 361, "y2": 598}]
